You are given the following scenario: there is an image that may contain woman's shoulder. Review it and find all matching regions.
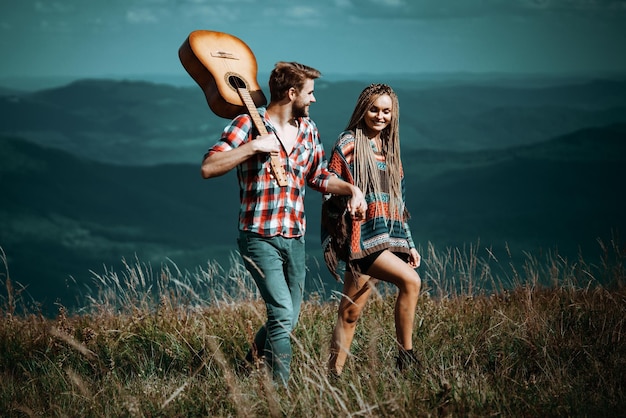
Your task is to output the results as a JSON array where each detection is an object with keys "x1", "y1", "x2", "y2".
[{"x1": 335, "y1": 130, "x2": 355, "y2": 149}]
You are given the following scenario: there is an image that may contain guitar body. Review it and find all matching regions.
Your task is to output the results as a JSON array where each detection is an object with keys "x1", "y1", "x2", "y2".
[
  {"x1": 179, "y1": 30, "x2": 267, "y2": 119},
  {"x1": 179, "y1": 30, "x2": 287, "y2": 186}
]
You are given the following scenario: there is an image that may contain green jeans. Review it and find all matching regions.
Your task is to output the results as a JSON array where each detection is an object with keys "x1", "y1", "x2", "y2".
[{"x1": 238, "y1": 231, "x2": 306, "y2": 385}]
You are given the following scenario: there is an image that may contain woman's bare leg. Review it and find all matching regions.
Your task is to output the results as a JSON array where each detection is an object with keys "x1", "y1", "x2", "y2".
[
  {"x1": 367, "y1": 250, "x2": 421, "y2": 351},
  {"x1": 328, "y1": 272, "x2": 373, "y2": 375}
]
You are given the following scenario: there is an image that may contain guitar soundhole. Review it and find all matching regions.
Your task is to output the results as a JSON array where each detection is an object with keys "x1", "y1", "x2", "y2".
[{"x1": 227, "y1": 74, "x2": 247, "y2": 90}]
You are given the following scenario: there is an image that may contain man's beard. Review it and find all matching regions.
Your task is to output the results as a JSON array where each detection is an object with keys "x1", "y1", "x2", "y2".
[{"x1": 293, "y1": 101, "x2": 309, "y2": 118}]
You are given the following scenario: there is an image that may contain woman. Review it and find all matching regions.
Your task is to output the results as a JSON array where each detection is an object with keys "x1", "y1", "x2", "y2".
[{"x1": 322, "y1": 83, "x2": 422, "y2": 376}]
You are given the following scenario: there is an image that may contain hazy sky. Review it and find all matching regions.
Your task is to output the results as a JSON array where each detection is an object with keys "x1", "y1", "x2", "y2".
[{"x1": 1, "y1": 0, "x2": 626, "y2": 81}]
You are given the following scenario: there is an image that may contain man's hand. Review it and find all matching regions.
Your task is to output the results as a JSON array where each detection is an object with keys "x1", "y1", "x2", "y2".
[
  {"x1": 253, "y1": 133, "x2": 281, "y2": 154},
  {"x1": 201, "y1": 133, "x2": 280, "y2": 179}
]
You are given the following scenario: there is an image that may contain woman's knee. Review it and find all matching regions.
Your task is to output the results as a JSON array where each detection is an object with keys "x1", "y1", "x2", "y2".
[
  {"x1": 402, "y1": 271, "x2": 421, "y2": 296},
  {"x1": 338, "y1": 303, "x2": 363, "y2": 325}
]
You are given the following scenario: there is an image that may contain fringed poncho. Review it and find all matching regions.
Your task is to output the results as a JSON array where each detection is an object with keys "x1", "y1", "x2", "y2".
[{"x1": 321, "y1": 131, "x2": 415, "y2": 280}]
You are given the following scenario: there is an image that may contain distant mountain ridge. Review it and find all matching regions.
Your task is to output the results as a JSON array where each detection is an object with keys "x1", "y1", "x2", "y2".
[
  {"x1": 402, "y1": 123, "x2": 626, "y2": 253},
  {"x1": 1, "y1": 77, "x2": 626, "y2": 166},
  {"x1": 0, "y1": 79, "x2": 220, "y2": 165}
]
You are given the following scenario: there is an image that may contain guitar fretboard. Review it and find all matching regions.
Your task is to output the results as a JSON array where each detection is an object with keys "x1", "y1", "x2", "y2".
[
  {"x1": 236, "y1": 87, "x2": 287, "y2": 186},
  {"x1": 237, "y1": 87, "x2": 268, "y2": 136}
]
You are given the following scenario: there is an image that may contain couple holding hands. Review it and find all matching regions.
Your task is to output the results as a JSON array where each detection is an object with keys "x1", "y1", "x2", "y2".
[{"x1": 200, "y1": 61, "x2": 421, "y2": 386}]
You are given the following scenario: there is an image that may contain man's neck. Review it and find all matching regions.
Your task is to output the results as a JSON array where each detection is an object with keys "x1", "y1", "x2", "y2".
[{"x1": 266, "y1": 103, "x2": 297, "y2": 128}]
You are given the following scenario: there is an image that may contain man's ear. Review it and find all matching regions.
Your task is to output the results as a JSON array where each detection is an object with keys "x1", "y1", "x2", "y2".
[{"x1": 287, "y1": 87, "x2": 297, "y2": 101}]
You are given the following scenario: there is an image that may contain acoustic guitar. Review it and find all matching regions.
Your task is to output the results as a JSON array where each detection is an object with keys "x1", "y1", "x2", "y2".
[{"x1": 179, "y1": 30, "x2": 287, "y2": 186}]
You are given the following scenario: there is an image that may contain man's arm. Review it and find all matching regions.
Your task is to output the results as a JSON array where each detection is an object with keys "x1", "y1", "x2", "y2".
[{"x1": 201, "y1": 133, "x2": 279, "y2": 179}]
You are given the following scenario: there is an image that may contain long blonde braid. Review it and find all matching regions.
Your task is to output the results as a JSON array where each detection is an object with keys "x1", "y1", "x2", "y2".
[{"x1": 346, "y1": 84, "x2": 404, "y2": 223}]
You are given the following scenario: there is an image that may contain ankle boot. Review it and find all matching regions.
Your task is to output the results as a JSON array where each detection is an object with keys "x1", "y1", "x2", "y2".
[{"x1": 396, "y1": 349, "x2": 420, "y2": 371}]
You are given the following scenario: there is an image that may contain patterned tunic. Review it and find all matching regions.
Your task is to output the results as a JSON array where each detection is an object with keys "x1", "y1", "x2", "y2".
[
  {"x1": 206, "y1": 107, "x2": 332, "y2": 238},
  {"x1": 322, "y1": 131, "x2": 415, "y2": 277}
]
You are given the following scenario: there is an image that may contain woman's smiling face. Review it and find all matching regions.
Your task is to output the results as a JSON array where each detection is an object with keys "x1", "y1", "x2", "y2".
[{"x1": 364, "y1": 94, "x2": 393, "y2": 138}]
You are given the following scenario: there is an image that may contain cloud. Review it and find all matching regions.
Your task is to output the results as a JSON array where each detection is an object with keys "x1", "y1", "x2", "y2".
[
  {"x1": 126, "y1": 9, "x2": 158, "y2": 24},
  {"x1": 11, "y1": 0, "x2": 626, "y2": 25},
  {"x1": 255, "y1": 5, "x2": 325, "y2": 26},
  {"x1": 3, "y1": 0, "x2": 625, "y2": 41},
  {"x1": 34, "y1": 1, "x2": 75, "y2": 14},
  {"x1": 338, "y1": 0, "x2": 626, "y2": 19},
  {"x1": 288, "y1": 6, "x2": 322, "y2": 19}
]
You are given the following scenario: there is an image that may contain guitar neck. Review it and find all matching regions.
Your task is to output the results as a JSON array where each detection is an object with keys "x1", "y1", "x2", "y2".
[
  {"x1": 236, "y1": 87, "x2": 288, "y2": 187},
  {"x1": 237, "y1": 87, "x2": 268, "y2": 136}
]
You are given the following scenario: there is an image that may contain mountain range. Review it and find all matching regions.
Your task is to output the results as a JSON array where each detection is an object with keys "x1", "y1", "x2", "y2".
[
  {"x1": 1, "y1": 75, "x2": 625, "y2": 313},
  {"x1": 2, "y1": 77, "x2": 626, "y2": 164}
]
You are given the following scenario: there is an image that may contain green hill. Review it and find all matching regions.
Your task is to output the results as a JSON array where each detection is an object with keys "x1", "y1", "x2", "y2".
[
  {"x1": 2, "y1": 123, "x2": 625, "y2": 312},
  {"x1": 0, "y1": 135, "x2": 240, "y2": 311},
  {"x1": 402, "y1": 123, "x2": 626, "y2": 257}
]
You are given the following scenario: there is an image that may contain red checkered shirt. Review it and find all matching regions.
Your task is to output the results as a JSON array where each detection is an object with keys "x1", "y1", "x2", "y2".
[{"x1": 206, "y1": 107, "x2": 332, "y2": 238}]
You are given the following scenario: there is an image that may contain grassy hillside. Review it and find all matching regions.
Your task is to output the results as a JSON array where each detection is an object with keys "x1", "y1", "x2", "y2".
[{"x1": 1, "y1": 243, "x2": 624, "y2": 417}]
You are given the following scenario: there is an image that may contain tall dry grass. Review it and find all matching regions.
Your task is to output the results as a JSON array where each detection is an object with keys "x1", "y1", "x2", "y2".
[{"x1": 1, "y1": 240, "x2": 624, "y2": 417}]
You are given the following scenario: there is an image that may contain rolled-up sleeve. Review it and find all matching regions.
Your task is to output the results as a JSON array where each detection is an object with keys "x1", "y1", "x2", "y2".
[
  {"x1": 205, "y1": 115, "x2": 252, "y2": 157},
  {"x1": 307, "y1": 160, "x2": 332, "y2": 192},
  {"x1": 306, "y1": 128, "x2": 333, "y2": 193}
]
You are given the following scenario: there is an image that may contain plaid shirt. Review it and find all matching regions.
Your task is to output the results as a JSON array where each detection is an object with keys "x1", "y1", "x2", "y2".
[{"x1": 206, "y1": 107, "x2": 332, "y2": 238}]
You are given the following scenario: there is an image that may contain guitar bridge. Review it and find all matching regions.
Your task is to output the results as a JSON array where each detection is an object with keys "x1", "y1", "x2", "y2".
[{"x1": 211, "y1": 51, "x2": 239, "y2": 60}]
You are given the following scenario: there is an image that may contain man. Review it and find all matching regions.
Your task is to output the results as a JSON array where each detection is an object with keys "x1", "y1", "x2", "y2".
[{"x1": 201, "y1": 61, "x2": 365, "y2": 386}]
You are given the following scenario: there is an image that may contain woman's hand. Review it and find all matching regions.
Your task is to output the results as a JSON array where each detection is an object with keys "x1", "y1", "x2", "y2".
[
  {"x1": 407, "y1": 248, "x2": 421, "y2": 268},
  {"x1": 347, "y1": 187, "x2": 366, "y2": 220},
  {"x1": 324, "y1": 177, "x2": 367, "y2": 219}
]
